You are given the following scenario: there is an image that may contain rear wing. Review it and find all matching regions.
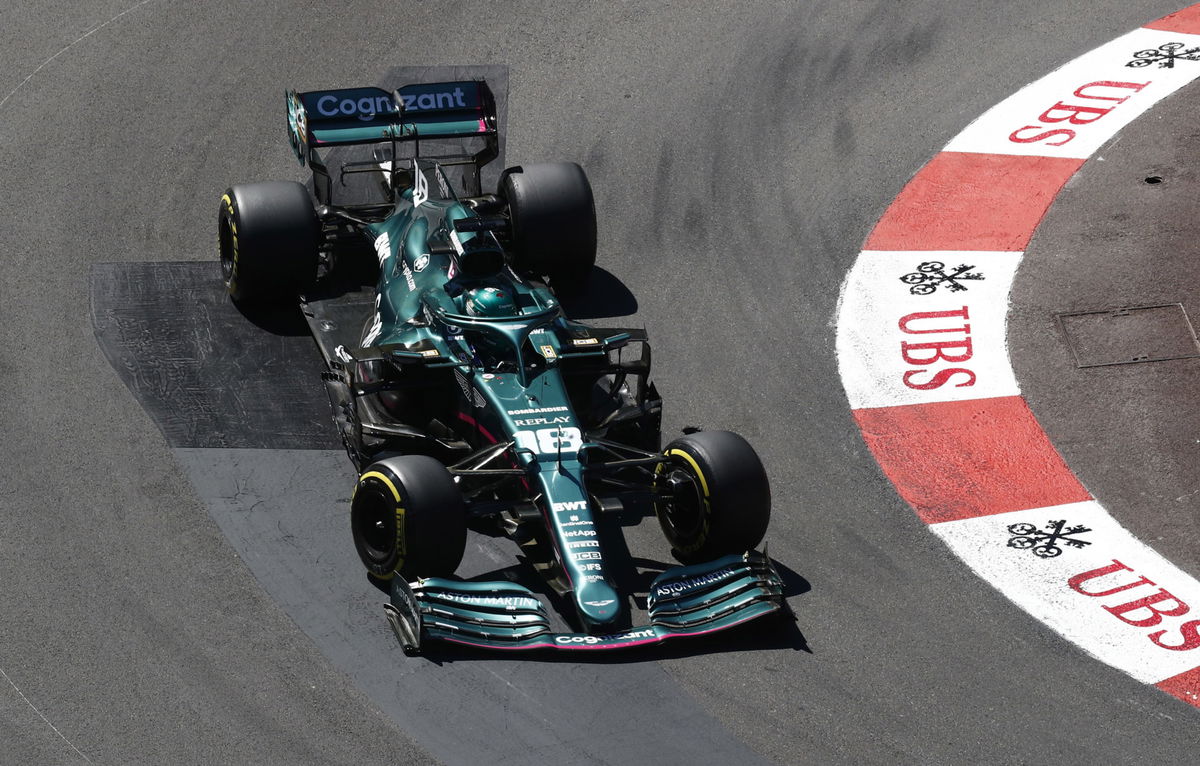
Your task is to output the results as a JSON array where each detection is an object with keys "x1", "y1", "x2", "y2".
[
  {"x1": 285, "y1": 80, "x2": 498, "y2": 199},
  {"x1": 287, "y1": 80, "x2": 496, "y2": 159}
]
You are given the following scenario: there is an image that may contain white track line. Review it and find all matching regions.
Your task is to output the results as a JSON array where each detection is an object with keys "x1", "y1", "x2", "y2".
[
  {"x1": 0, "y1": 664, "x2": 92, "y2": 763},
  {"x1": 0, "y1": 0, "x2": 156, "y2": 112},
  {"x1": 0, "y1": 2, "x2": 155, "y2": 758}
]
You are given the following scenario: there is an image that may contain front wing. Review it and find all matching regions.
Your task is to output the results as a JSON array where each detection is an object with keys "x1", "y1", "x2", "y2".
[{"x1": 382, "y1": 550, "x2": 788, "y2": 653}]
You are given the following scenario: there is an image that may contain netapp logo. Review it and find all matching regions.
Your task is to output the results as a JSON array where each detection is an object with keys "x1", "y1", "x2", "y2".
[{"x1": 314, "y1": 88, "x2": 467, "y2": 122}]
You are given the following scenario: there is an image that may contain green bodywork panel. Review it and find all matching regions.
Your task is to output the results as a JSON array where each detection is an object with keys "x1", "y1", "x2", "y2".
[{"x1": 354, "y1": 173, "x2": 628, "y2": 629}]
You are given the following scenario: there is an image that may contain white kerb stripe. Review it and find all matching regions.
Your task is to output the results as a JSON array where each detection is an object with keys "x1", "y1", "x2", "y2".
[
  {"x1": 946, "y1": 28, "x2": 1200, "y2": 159},
  {"x1": 836, "y1": 251, "x2": 1022, "y2": 410},
  {"x1": 933, "y1": 502, "x2": 1200, "y2": 684}
]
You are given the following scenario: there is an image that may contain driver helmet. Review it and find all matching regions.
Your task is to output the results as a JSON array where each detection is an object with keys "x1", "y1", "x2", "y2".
[{"x1": 464, "y1": 285, "x2": 518, "y2": 317}]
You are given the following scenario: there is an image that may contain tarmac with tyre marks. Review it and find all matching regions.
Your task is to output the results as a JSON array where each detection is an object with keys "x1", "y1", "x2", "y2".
[{"x1": 4, "y1": 2, "x2": 1200, "y2": 765}]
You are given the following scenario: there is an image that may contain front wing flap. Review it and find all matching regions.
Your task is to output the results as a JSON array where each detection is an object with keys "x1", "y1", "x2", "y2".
[{"x1": 382, "y1": 550, "x2": 788, "y2": 653}]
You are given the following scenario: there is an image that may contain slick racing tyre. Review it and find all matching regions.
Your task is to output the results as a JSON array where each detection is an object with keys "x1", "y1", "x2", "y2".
[
  {"x1": 351, "y1": 455, "x2": 467, "y2": 581},
  {"x1": 218, "y1": 181, "x2": 319, "y2": 303},
  {"x1": 500, "y1": 163, "x2": 597, "y2": 296},
  {"x1": 654, "y1": 430, "x2": 771, "y2": 565}
]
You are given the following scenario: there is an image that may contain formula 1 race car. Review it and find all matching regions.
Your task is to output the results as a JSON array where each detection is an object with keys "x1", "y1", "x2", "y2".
[{"x1": 216, "y1": 79, "x2": 788, "y2": 652}]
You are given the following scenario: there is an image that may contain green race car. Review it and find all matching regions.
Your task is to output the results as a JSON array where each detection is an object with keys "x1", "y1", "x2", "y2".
[{"x1": 217, "y1": 79, "x2": 788, "y2": 653}]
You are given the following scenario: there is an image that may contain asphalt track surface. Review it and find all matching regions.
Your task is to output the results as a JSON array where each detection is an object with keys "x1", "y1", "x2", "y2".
[
  {"x1": 3, "y1": 2, "x2": 1200, "y2": 764},
  {"x1": 1013, "y1": 77, "x2": 1200, "y2": 579}
]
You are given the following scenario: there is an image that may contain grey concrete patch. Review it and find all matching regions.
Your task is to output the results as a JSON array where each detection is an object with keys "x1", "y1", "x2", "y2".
[
  {"x1": 175, "y1": 447, "x2": 769, "y2": 766},
  {"x1": 91, "y1": 261, "x2": 337, "y2": 450}
]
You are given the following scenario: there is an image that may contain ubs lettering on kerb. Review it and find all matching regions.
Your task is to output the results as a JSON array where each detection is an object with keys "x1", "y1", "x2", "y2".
[
  {"x1": 946, "y1": 28, "x2": 1200, "y2": 159},
  {"x1": 837, "y1": 251, "x2": 1022, "y2": 409},
  {"x1": 896, "y1": 307, "x2": 975, "y2": 392},
  {"x1": 933, "y1": 501, "x2": 1200, "y2": 684},
  {"x1": 1006, "y1": 80, "x2": 1149, "y2": 149}
]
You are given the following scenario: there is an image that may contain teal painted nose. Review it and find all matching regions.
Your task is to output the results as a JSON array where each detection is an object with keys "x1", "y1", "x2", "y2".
[{"x1": 575, "y1": 578, "x2": 622, "y2": 631}]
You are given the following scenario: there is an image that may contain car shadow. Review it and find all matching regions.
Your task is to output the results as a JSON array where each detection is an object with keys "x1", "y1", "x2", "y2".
[
  {"x1": 230, "y1": 248, "x2": 379, "y2": 338},
  {"x1": 559, "y1": 266, "x2": 639, "y2": 320},
  {"x1": 231, "y1": 299, "x2": 312, "y2": 337}
]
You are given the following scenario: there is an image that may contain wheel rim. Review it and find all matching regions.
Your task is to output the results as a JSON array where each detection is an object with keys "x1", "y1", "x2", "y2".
[
  {"x1": 662, "y1": 466, "x2": 705, "y2": 541},
  {"x1": 218, "y1": 217, "x2": 235, "y2": 284},
  {"x1": 355, "y1": 486, "x2": 396, "y2": 562}
]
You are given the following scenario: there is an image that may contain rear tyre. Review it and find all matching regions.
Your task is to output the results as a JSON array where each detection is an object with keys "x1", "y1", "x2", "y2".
[
  {"x1": 351, "y1": 455, "x2": 467, "y2": 581},
  {"x1": 218, "y1": 181, "x2": 319, "y2": 303},
  {"x1": 654, "y1": 430, "x2": 771, "y2": 565},
  {"x1": 500, "y1": 163, "x2": 597, "y2": 296}
]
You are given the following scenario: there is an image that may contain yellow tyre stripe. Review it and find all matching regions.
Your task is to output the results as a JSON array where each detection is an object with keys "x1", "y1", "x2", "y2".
[
  {"x1": 359, "y1": 471, "x2": 402, "y2": 502},
  {"x1": 665, "y1": 448, "x2": 710, "y2": 498},
  {"x1": 219, "y1": 193, "x2": 240, "y2": 289},
  {"x1": 659, "y1": 448, "x2": 714, "y2": 554},
  {"x1": 355, "y1": 470, "x2": 406, "y2": 572}
]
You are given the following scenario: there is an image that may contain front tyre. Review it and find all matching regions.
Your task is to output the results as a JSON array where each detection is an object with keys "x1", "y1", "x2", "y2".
[
  {"x1": 654, "y1": 430, "x2": 771, "y2": 565},
  {"x1": 351, "y1": 456, "x2": 467, "y2": 581},
  {"x1": 218, "y1": 181, "x2": 319, "y2": 303}
]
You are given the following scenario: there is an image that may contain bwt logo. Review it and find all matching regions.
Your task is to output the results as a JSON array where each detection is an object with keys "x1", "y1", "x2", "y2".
[
  {"x1": 314, "y1": 88, "x2": 468, "y2": 122},
  {"x1": 553, "y1": 500, "x2": 588, "y2": 513}
]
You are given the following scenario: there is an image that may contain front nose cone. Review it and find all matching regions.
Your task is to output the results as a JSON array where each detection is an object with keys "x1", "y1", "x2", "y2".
[{"x1": 575, "y1": 579, "x2": 622, "y2": 631}]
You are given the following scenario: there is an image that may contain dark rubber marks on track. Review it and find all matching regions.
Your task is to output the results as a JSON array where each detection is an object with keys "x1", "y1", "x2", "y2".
[{"x1": 91, "y1": 261, "x2": 338, "y2": 450}]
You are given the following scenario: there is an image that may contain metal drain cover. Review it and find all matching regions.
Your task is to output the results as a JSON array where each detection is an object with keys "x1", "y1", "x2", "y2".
[{"x1": 1056, "y1": 303, "x2": 1200, "y2": 368}]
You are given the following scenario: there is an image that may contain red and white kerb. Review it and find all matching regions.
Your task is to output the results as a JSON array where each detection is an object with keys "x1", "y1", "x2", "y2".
[{"x1": 835, "y1": 6, "x2": 1200, "y2": 706}]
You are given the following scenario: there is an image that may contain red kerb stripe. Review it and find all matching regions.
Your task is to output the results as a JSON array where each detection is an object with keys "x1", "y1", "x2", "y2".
[
  {"x1": 1156, "y1": 665, "x2": 1200, "y2": 708},
  {"x1": 865, "y1": 152, "x2": 1084, "y2": 252},
  {"x1": 852, "y1": 396, "x2": 1091, "y2": 524},
  {"x1": 1145, "y1": 6, "x2": 1200, "y2": 34}
]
